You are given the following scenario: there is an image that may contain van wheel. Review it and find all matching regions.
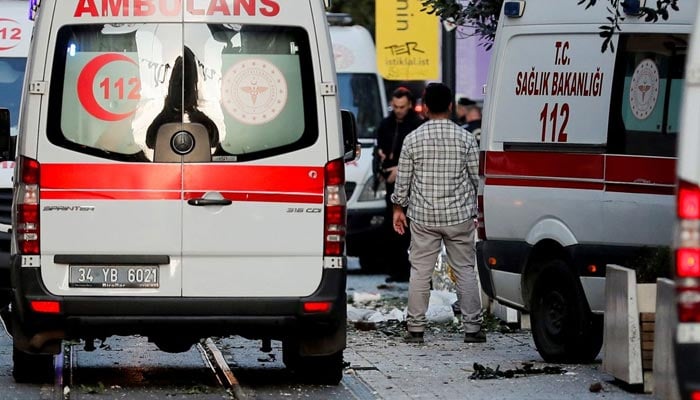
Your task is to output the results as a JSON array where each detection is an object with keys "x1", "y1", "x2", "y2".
[
  {"x1": 530, "y1": 260, "x2": 603, "y2": 363},
  {"x1": 153, "y1": 339, "x2": 194, "y2": 353},
  {"x1": 284, "y1": 345, "x2": 344, "y2": 385},
  {"x1": 283, "y1": 326, "x2": 346, "y2": 385},
  {"x1": 13, "y1": 345, "x2": 54, "y2": 384}
]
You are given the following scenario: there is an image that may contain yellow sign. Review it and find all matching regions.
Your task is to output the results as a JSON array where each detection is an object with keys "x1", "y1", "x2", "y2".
[{"x1": 376, "y1": 0, "x2": 439, "y2": 80}]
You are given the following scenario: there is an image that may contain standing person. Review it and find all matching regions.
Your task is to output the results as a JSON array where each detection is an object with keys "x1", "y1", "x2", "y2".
[
  {"x1": 375, "y1": 87, "x2": 424, "y2": 282},
  {"x1": 391, "y1": 82, "x2": 485, "y2": 344},
  {"x1": 463, "y1": 103, "x2": 482, "y2": 145},
  {"x1": 455, "y1": 97, "x2": 475, "y2": 126}
]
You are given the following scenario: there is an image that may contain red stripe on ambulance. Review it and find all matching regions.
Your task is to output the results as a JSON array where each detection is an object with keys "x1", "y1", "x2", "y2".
[
  {"x1": 73, "y1": 0, "x2": 280, "y2": 18},
  {"x1": 41, "y1": 190, "x2": 181, "y2": 200},
  {"x1": 485, "y1": 178, "x2": 604, "y2": 191},
  {"x1": 40, "y1": 163, "x2": 323, "y2": 202},
  {"x1": 42, "y1": 163, "x2": 181, "y2": 190},
  {"x1": 184, "y1": 165, "x2": 324, "y2": 194},
  {"x1": 184, "y1": 192, "x2": 322, "y2": 204},
  {"x1": 485, "y1": 151, "x2": 604, "y2": 180},
  {"x1": 484, "y1": 151, "x2": 675, "y2": 195},
  {"x1": 605, "y1": 154, "x2": 675, "y2": 185}
]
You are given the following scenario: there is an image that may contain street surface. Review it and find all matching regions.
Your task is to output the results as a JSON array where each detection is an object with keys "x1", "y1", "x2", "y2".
[{"x1": 0, "y1": 261, "x2": 656, "y2": 399}]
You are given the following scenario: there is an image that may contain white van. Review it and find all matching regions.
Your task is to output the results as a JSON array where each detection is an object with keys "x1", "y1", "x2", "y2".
[
  {"x1": 0, "y1": 0, "x2": 33, "y2": 305},
  {"x1": 328, "y1": 14, "x2": 389, "y2": 272},
  {"x1": 477, "y1": 0, "x2": 695, "y2": 363},
  {"x1": 674, "y1": 5, "x2": 700, "y2": 398},
  {"x1": 0, "y1": 0, "x2": 357, "y2": 384}
]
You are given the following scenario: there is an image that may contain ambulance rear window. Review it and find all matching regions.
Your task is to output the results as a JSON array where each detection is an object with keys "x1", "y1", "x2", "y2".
[
  {"x1": 337, "y1": 73, "x2": 384, "y2": 139},
  {"x1": 47, "y1": 23, "x2": 317, "y2": 162},
  {"x1": 608, "y1": 34, "x2": 687, "y2": 157}
]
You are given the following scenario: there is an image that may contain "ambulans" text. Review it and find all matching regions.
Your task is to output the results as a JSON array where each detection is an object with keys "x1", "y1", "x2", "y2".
[{"x1": 74, "y1": 0, "x2": 280, "y2": 18}]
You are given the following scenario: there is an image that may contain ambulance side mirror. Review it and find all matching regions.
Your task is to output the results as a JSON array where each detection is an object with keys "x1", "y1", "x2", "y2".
[
  {"x1": 0, "y1": 109, "x2": 11, "y2": 161},
  {"x1": 341, "y1": 109, "x2": 359, "y2": 162}
]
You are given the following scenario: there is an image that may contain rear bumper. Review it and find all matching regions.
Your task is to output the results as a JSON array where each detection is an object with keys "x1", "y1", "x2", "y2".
[
  {"x1": 10, "y1": 259, "x2": 347, "y2": 343},
  {"x1": 476, "y1": 239, "x2": 657, "y2": 307},
  {"x1": 0, "y1": 250, "x2": 10, "y2": 306},
  {"x1": 346, "y1": 206, "x2": 386, "y2": 256},
  {"x1": 675, "y1": 341, "x2": 700, "y2": 399},
  {"x1": 476, "y1": 240, "x2": 531, "y2": 300}
]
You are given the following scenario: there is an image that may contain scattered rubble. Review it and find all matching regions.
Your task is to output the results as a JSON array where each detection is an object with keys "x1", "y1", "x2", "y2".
[
  {"x1": 589, "y1": 381, "x2": 604, "y2": 392},
  {"x1": 469, "y1": 362, "x2": 567, "y2": 380}
]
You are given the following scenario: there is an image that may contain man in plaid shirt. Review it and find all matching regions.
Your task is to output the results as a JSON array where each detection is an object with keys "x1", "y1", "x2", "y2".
[{"x1": 391, "y1": 82, "x2": 484, "y2": 344}]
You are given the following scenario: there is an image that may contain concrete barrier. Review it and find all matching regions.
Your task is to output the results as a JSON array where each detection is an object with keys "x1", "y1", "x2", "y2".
[
  {"x1": 602, "y1": 265, "x2": 643, "y2": 385},
  {"x1": 653, "y1": 278, "x2": 680, "y2": 400}
]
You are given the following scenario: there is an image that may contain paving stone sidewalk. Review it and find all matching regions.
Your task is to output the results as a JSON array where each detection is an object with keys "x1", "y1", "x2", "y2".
[{"x1": 344, "y1": 271, "x2": 653, "y2": 400}]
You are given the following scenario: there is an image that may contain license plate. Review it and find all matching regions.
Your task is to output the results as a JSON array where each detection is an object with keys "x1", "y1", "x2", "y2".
[
  {"x1": 69, "y1": 266, "x2": 159, "y2": 288},
  {"x1": 677, "y1": 323, "x2": 700, "y2": 344}
]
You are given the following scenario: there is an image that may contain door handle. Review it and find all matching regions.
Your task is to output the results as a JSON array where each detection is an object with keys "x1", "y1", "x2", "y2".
[{"x1": 187, "y1": 198, "x2": 233, "y2": 206}]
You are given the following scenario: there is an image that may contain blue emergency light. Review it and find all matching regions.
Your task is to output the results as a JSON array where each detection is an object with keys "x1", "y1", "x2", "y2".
[
  {"x1": 622, "y1": 0, "x2": 643, "y2": 15},
  {"x1": 504, "y1": 1, "x2": 526, "y2": 18}
]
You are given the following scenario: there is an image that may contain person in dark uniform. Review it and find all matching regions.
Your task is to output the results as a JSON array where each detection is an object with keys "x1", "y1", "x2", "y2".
[
  {"x1": 456, "y1": 97, "x2": 474, "y2": 126},
  {"x1": 375, "y1": 87, "x2": 424, "y2": 282}
]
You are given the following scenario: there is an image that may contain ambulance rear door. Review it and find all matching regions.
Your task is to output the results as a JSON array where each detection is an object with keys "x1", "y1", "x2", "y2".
[
  {"x1": 180, "y1": 4, "x2": 330, "y2": 297},
  {"x1": 37, "y1": 6, "x2": 186, "y2": 297}
]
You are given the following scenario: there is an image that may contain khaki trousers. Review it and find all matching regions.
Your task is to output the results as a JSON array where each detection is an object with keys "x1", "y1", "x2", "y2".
[{"x1": 407, "y1": 220, "x2": 483, "y2": 334}]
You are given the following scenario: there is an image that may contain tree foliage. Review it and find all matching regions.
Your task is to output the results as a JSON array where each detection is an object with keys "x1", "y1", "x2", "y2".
[
  {"x1": 420, "y1": 0, "x2": 679, "y2": 51},
  {"x1": 421, "y1": 0, "x2": 503, "y2": 48},
  {"x1": 328, "y1": 0, "x2": 376, "y2": 37}
]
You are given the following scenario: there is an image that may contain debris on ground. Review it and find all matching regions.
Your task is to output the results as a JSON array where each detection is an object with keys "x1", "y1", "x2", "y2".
[
  {"x1": 257, "y1": 353, "x2": 276, "y2": 363},
  {"x1": 469, "y1": 362, "x2": 567, "y2": 380},
  {"x1": 347, "y1": 277, "x2": 514, "y2": 337},
  {"x1": 353, "y1": 320, "x2": 378, "y2": 331},
  {"x1": 348, "y1": 305, "x2": 404, "y2": 323},
  {"x1": 589, "y1": 381, "x2": 604, "y2": 392},
  {"x1": 348, "y1": 290, "x2": 459, "y2": 324},
  {"x1": 352, "y1": 292, "x2": 381, "y2": 304}
]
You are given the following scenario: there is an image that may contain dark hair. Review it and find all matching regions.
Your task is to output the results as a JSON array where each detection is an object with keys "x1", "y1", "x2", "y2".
[
  {"x1": 423, "y1": 83, "x2": 452, "y2": 114},
  {"x1": 392, "y1": 86, "x2": 414, "y2": 103},
  {"x1": 458, "y1": 97, "x2": 476, "y2": 106}
]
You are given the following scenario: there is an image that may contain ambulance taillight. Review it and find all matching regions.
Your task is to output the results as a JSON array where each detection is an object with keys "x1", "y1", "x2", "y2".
[
  {"x1": 679, "y1": 180, "x2": 700, "y2": 219},
  {"x1": 324, "y1": 158, "x2": 346, "y2": 257},
  {"x1": 676, "y1": 180, "x2": 700, "y2": 322},
  {"x1": 16, "y1": 156, "x2": 40, "y2": 255},
  {"x1": 477, "y1": 151, "x2": 486, "y2": 240}
]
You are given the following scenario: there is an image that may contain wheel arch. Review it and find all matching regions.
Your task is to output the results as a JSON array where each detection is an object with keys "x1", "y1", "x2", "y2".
[
  {"x1": 522, "y1": 239, "x2": 580, "y2": 311},
  {"x1": 521, "y1": 218, "x2": 580, "y2": 310}
]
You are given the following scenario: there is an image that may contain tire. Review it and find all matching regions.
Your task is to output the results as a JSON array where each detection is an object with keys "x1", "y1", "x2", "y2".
[
  {"x1": 12, "y1": 345, "x2": 54, "y2": 384},
  {"x1": 300, "y1": 351, "x2": 344, "y2": 385},
  {"x1": 283, "y1": 324, "x2": 346, "y2": 385},
  {"x1": 530, "y1": 259, "x2": 603, "y2": 363},
  {"x1": 282, "y1": 339, "x2": 300, "y2": 370},
  {"x1": 153, "y1": 339, "x2": 194, "y2": 353}
]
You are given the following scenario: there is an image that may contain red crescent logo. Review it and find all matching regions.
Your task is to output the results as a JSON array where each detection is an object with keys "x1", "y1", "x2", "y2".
[
  {"x1": 77, "y1": 53, "x2": 138, "y2": 122},
  {"x1": 0, "y1": 18, "x2": 22, "y2": 51}
]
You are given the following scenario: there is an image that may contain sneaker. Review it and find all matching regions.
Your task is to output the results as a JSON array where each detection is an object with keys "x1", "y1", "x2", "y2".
[
  {"x1": 404, "y1": 331, "x2": 424, "y2": 344},
  {"x1": 464, "y1": 330, "x2": 486, "y2": 343}
]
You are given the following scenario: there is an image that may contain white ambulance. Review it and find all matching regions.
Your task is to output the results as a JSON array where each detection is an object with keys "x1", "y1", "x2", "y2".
[
  {"x1": 0, "y1": 0, "x2": 33, "y2": 306},
  {"x1": 674, "y1": 5, "x2": 700, "y2": 398},
  {"x1": 477, "y1": 0, "x2": 695, "y2": 363},
  {"x1": 328, "y1": 13, "x2": 389, "y2": 272},
  {"x1": 0, "y1": 0, "x2": 357, "y2": 384}
]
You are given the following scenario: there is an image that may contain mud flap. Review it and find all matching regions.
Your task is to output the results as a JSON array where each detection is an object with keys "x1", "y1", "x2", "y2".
[{"x1": 299, "y1": 321, "x2": 346, "y2": 357}]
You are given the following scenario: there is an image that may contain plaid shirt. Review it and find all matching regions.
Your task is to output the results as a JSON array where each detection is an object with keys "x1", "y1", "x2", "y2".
[{"x1": 390, "y1": 119, "x2": 479, "y2": 227}]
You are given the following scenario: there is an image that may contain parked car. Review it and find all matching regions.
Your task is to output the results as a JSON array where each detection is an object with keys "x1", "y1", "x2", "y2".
[{"x1": 329, "y1": 13, "x2": 389, "y2": 272}]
